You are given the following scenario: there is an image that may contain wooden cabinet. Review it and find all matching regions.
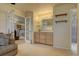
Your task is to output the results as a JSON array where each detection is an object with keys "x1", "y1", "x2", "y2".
[
  {"x1": 46, "y1": 32, "x2": 53, "y2": 45},
  {"x1": 34, "y1": 32, "x2": 53, "y2": 46},
  {"x1": 39, "y1": 32, "x2": 46, "y2": 44},
  {"x1": 34, "y1": 32, "x2": 40, "y2": 43}
]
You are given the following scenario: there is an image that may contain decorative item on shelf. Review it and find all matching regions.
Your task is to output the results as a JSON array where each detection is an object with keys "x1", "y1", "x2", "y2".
[{"x1": 16, "y1": 24, "x2": 21, "y2": 30}]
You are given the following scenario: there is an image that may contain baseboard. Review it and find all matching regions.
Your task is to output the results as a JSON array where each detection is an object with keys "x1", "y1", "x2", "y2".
[
  {"x1": 53, "y1": 45, "x2": 70, "y2": 50},
  {"x1": 25, "y1": 40, "x2": 31, "y2": 44}
]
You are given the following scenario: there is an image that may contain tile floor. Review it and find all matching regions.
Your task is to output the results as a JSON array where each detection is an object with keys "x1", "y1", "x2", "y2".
[{"x1": 15, "y1": 39, "x2": 74, "y2": 56}]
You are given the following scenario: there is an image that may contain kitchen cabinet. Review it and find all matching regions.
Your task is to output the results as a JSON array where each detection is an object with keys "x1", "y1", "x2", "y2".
[
  {"x1": 34, "y1": 32, "x2": 40, "y2": 43},
  {"x1": 46, "y1": 32, "x2": 53, "y2": 45},
  {"x1": 34, "y1": 32, "x2": 53, "y2": 46},
  {"x1": 39, "y1": 32, "x2": 46, "y2": 44}
]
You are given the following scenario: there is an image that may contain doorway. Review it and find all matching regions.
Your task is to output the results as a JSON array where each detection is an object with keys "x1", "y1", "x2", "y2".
[{"x1": 14, "y1": 15, "x2": 25, "y2": 44}]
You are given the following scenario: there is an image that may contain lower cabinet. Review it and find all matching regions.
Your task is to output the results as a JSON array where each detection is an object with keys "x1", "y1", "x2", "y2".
[
  {"x1": 39, "y1": 32, "x2": 46, "y2": 44},
  {"x1": 34, "y1": 32, "x2": 53, "y2": 46},
  {"x1": 34, "y1": 32, "x2": 40, "y2": 43},
  {"x1": 46, "y1": 32, "x2": 53, "y2": 45}
]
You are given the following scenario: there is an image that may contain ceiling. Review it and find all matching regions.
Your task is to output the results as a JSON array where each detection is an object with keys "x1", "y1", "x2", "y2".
[
  {"x1": 9, "y1": 3, "x2": 55, "y2": 12},
  {"x1": 0, "y1": 3, "x2": 76, "y2": 13}
]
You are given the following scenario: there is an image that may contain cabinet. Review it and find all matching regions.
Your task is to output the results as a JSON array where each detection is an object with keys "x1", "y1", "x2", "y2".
[
  {"x1": 34, "y1": 32, "x2": 40, "y2": 43},
  {"x1": 39, "y1": 32, "x2": 46, "y2": 44},
  {"x1": 46, "y1": 32, "x2": 53, "y2": 45},
  {"x1": 34, "y1": 32, "x2": 53, "y2": 46}
]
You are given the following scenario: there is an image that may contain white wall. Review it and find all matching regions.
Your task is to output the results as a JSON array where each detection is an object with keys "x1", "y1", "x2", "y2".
[
  {"x1": 53, "y1": 4, "x2": 77, "y2": 49},
  {"x1": 0, "y1": 4, "x2": 25, "y2": 34},
  {"x1": 0, "y1": 11, "x2": 7, "y2": 33}
]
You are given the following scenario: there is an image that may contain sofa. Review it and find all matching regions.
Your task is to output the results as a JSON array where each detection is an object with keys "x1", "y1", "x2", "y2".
[{"x1": 0, "y1": 33, "x2": 17, "y2": 56}]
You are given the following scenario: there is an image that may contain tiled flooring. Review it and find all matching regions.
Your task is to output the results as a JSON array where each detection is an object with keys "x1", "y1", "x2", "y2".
[{"x1": 15, "y1": 40, "x2": 74, "y2": 56}]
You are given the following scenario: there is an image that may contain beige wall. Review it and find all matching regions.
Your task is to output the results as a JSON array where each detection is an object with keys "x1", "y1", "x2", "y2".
[
  {"x1": 53, "y1": 4, "x2": 77, "y2": 49},
  {"x1": 33, "y1": 4, "x2": 53, "y2": 32}
]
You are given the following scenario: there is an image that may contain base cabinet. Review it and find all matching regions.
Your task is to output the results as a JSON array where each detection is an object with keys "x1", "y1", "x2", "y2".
[
  {"x1": 34, "y1": 32, "x2": 53, "y2": 46},
  {"x1": 46, "y1": 32, "x2": 53, "y2": 45},
  {"x1": 39, "y1": 32, "x2": 46, "y2": 44},
  {"x1": 34, "y1": 32, "x2": 40, "y2": 43}
]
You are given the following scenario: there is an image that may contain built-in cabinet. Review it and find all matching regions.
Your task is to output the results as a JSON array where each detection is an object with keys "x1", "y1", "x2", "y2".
[{"x1": 34, "y1": 32, "x2": 53, "y2": 46}]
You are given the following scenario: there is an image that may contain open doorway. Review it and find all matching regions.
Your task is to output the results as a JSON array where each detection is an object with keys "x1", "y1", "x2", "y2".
[
  {"x1": 14, "y1": 15, "x2": 25, "y2": 44},
  {"x1": 70, "y1": 9, "x2": 77, "y2": 55},
  {"x1": 13, "y1": 15, "x2": 33, "y2": 44}
]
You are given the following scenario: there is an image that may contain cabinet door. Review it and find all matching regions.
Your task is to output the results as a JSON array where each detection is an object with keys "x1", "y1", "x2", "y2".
[
  {"x1": 34, "y1": 32, "x2": 40, "y2": 43},
  {"x1": 46, "y1": 32, "x2": 53, "y2": 46},
  {"x1": 40, "y1": 32, "x2": 46, "y2": 44}
]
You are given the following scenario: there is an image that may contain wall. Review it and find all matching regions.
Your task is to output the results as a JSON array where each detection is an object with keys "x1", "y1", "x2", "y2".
[
  {"x1": 33, "y1": 4, "x2": 53, "y2": 32},
  {"x1": 77, "y1": 4, "x2": 79, "y2": 55},
  {"x1": 53, "y1": 4, "x2": 77, "y2": 49},
  {"x1": 0, "y1": 4, "x2": 25, "y2": 34},
  {"x1": 0, "y1": 11, "x2": 7, "y2": 33}
]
